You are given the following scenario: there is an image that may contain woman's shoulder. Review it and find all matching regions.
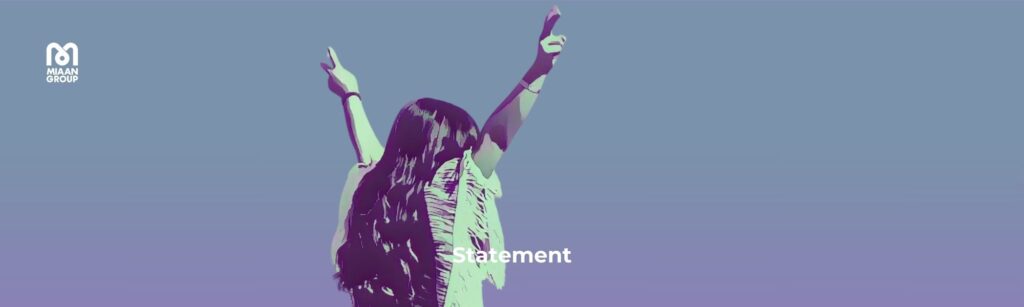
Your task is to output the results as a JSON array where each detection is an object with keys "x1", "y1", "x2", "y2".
[
  {"x1": 428, "y1": 151, "x2": 502, "y2": 197},
  {"x1": 461, "y1": 151, "x2": 503, "y2": 197},
  {"x1": 341, "y1": 162, "x2": 376, "y2": 198},
  {"x1": 346, "y1": 162, "x2": 375, "y2": 181},
  {"x1": 425, "y1": 149, "x2": 501, "y2": 197}
]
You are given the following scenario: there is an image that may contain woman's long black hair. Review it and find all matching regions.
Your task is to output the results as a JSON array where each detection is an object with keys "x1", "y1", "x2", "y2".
[{"x1": 336, "y1": 98, "x2": 479, "y2": 307}]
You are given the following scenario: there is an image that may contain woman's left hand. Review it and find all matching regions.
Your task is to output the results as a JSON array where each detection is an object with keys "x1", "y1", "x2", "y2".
[{"x1": 321, "y1": 46, "x2": 360, "y2": 98}]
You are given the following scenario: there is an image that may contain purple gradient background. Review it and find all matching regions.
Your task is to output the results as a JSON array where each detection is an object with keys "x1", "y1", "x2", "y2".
[{"x1": 1, "y1": 1, "x2": 1023, "y2": 306}]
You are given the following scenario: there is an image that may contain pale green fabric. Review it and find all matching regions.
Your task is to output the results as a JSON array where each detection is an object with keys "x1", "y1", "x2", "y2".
[
  {"x1": 332, "y1": 151, "x2": 504, "y2": 306},
  {"x1": 426, "y1": 150, "x2": 505, "y2": 307}
]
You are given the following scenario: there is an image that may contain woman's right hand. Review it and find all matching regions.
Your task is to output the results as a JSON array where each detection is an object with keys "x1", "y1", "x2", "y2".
[
  {"x1": 529, "y1": 6, "x2": 566, "y2": 80},
  {"x1": 320, "y1": 46, "x2": 360, "y2": 98}
]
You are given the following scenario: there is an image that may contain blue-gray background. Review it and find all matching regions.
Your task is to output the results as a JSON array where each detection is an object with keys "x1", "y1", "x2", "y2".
[{"x1": 1, "y1": 1, "x2": 1022, "y2": 306}]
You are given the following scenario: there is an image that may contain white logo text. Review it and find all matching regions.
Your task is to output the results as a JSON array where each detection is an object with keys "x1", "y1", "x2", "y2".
[{"x1": 46, "y1": 42, "x2": 79, "y2": 84}]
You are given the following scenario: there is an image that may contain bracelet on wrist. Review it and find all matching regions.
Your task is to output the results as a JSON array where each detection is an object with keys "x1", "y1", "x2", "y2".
[
  {"x1": 343, "y1": 91, "x2": 362, "y2": 102},
  {"x1": 519, "y1": 80, "x2": 541, "y2": 94}
]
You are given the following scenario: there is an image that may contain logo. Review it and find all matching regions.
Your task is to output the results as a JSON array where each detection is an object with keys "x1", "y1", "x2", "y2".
[{"x1": 46, "y1": 42, "x2": 79, "y2": 84}]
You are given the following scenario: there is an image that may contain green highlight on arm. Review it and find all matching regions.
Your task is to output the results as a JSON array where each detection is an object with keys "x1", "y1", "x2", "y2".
[
  {"x1": 342, "y1": 95, "x2": 384, "y2": 165},
  {"x1": 474, "y1": 75, "x2": 546, "y2": 178}
]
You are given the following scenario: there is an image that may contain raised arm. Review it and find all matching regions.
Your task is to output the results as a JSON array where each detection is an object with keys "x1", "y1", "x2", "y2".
[
  {"x1": 321, "y1": 47, "x2": 384, "y2": 165},
  {"x1": 474, "y1": 6, "x2": 566, "y2": 177}
]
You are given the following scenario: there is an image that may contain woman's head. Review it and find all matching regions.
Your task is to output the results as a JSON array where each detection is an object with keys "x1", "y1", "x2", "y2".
[
  {"x1": 379, "y1": 97, "x2": 480, "y2": 180},
  {"x1": 336, "y1": 98, "x2": 479, "y2": 305}
]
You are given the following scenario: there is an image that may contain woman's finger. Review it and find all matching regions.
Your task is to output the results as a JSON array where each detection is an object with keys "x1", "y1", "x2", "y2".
[
  {"x1": 321, "y1": 62, "x2": 333, "y2": 73},
  {"x1": 540, "y1": 5, "x2": 561, "y2": 38},
  {"x1": 541, "y1": 35, "x2": 566, "y2": 53},
  {"x1": 327, "y1": 46, "x2": 342, "y2": 69},
  {"x1": 544, "y1": 34, "x2": 567, "y2": 46},
  {"x1": 542, "y1": 43, "x2": 562, "y2": 54}
]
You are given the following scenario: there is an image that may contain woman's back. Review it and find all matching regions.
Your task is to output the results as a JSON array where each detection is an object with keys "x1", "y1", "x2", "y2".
[
  {"x1": 426, "y1": 151, "x2": 505, "y2": 307},
  {"x1": 334, "y1": 151, "x2": 504, "y2": 307}
]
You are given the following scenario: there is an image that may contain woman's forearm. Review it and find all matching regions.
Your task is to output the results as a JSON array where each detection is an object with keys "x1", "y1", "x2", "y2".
[
  {"x1": 474, "y1": 72, "x2": 547, "y2": 177},
  {"x1": 342, "y1": 95, "x2": 384, "y2": 165},
  {"x1": 484, "y1": 73, "x2": 546, "y2": 150},
  {"x1": 473, "y1": 5, "x2": 565, "y2": 177},
  {"x1": 321, "y1": 46, "x2": 382, "y2": 164}
]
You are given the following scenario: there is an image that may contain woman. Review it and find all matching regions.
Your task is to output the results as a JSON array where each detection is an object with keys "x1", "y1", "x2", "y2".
[{"x1": 322, "y1": 7, "x2": 566, "y2": 307}]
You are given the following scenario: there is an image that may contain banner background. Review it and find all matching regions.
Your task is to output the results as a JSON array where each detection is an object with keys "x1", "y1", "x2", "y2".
[{"x1": 1, "y1": 2, "x2": 1022, "y2": 306}]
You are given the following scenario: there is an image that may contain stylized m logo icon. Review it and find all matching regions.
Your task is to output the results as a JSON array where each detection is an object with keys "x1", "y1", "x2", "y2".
[{"x1": 46, "y1": 42, "x2": 78, "y2": 66}]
